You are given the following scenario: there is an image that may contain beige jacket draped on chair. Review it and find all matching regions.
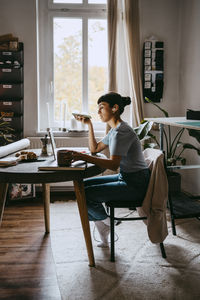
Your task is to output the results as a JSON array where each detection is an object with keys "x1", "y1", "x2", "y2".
[{"x1": 138, "y1": 148, "x2": 168, "y2": 243}]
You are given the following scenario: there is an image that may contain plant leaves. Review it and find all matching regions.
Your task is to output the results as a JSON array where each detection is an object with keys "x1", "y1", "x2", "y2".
[
  {"x1": 134, "y1": 121, "x2": 154, "y2": 140},
  {"x1": 143, "y1": 142, "x2": 157, "y2": 149},
  {"x1": 175, "y1": 156, "x2": 187, "y2": 165},
  {"x1": 182, "y1": 143, "x2": 200, "y2": 155},
  {"x1": 167, "y1": 157, "x2": 177, "y2": 166},
  {"x1": 145, "y1": 97, "x2": 169, "y2": 117},
  {"x1": 187, "y1": 129, "x2": 200, "y2": 143},
  {"x1": 147, "y1": 132, "x2": 160, "y2": 147}
]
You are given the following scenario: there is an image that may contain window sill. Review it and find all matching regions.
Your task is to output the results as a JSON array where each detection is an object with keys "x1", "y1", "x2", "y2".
[{"x1": 36, "y1": 130, "x2": 105, "y2": 138}]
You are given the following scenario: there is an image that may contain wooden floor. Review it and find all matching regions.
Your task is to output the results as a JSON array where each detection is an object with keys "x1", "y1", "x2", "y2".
[{"x1": 0, "y1": 197, "x2": 62, "y2": 300}]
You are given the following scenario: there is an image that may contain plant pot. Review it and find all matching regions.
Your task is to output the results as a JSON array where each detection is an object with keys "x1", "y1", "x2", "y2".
[{"x1": 167, "y1": 171, "x2": 181, "y2": 194}]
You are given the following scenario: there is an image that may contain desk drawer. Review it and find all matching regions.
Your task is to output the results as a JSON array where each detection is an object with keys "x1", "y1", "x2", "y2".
[
  {"x1": 0, "y1": 100, "x2": 23, "y2": 115},
  {"x1": 0, "y1": 67, "x2": 23, "y2": 83},
  {"x1": 0, "y1": 84, "x2": 23, "y2": 99},
  {"x1": 2, "y1": 116, "x2": 23, "y2": 131}
]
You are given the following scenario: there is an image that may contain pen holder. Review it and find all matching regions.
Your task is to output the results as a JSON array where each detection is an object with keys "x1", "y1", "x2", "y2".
[
  {"x1": 40, "y1": 135, "x2": 52, "y2": 156},
  {"x1": 57, "y1": 149, "x2": 73, "y2": 167}
]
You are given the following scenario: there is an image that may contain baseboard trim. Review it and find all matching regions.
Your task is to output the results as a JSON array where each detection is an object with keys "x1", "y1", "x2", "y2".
[{"x1": 36, "y1": 185, "x2": 74, "y2": 193}]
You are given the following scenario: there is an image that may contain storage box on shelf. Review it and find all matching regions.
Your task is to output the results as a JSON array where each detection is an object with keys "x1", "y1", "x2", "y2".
[{"x1": 0, "y1": 42, "x2": 24, "y2": 145}]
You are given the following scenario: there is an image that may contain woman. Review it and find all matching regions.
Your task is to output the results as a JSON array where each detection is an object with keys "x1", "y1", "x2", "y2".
[{"x1": 70, "y1": 92, "x2": 150, "y2": 247}]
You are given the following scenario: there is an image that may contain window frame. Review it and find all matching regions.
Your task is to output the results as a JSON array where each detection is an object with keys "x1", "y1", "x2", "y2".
[
  {"x1": 48, "y1": 0, "x2": 106, "y2": 10},
  {"x1": 37, "y1": 0, "x2": 107, "y2": 134}
]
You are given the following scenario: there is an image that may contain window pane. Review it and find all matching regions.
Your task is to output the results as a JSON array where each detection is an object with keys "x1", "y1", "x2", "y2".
[
  {"x1": 88, "y1": 0, "x2": 107, "y2": 3},
  {"x1": 88, "y1": 19, "x2": 108, "y2": 121},
  {"x1": 53, "y1": 18, "x2": 82, "y2": 124},
  {"x1": 53, "y1": 0, "x2": 82, "y2": 3}
]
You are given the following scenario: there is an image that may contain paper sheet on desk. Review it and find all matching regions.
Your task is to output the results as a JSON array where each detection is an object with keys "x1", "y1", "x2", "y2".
[{"x1": 0, "y1": 139, "x2": 30, "y2": 158}]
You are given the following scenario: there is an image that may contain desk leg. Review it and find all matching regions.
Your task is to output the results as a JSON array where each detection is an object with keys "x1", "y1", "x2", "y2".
[
  {"x1": 73, "y1": 179, "x2": 95, "y2": 267},
  {"x1": 159, "y1": 123, "x2": 164, "y2": 151},
  {"x1": 42, "y1": 183, "x2": 50, "y2": 234},
  {"x1": 0, "y1": 183, "x2": 8, "y2": 226}
]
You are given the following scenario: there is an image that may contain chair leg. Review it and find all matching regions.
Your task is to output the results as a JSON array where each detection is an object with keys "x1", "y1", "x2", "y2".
[
  {"x1": 171, "y1": 217, "x2": 177, "y2": 235},
  {"x1": 106, "y1": 205, "x2": 110, "y2": 215},
  {"x1": 110, "y1": 207, "x2": 115, "y2": 262},
  {"x1": 168, "y1": 194, "x2": 177, "y2": 236},
  {"x1": 160, "y1": 243, "x2": 167, "y2": 258}
]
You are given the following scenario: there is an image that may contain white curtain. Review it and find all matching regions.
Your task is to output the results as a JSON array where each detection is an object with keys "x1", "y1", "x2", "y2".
[
  {"x1": 107, "y1": 0, "x2": 144, "y2": 127},
  {"x1": 107, "y1": 0, "x2": 118, "y2": 92},
  {"x1": 121, "y1": 0, "x2": 144, "y2": 127}
]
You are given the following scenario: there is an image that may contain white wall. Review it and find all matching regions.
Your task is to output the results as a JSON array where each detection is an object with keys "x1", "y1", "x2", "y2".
[
  {"x1": 179, "y1": 0, "x2": 200, "y2": 113},
  {"x1": 140, "y1": 0, "x2": 181, "y2": 118},
  {"x1": 0, "y1": 0, "x2": 38, "y2": 137},
  {"x1": 178, "y1": 0, "x2": 200, "y2": 194},
  {"x1": 140, "y1": 0, "x2": 200, "y2": 194}
]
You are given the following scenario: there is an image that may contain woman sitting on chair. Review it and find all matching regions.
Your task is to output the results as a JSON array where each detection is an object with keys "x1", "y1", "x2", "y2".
[{"x1": 70, "y1": 92, "x2": 150, "y2": 247}]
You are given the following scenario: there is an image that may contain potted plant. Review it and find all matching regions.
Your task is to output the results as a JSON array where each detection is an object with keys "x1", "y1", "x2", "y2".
[
  {"x1": 0, "y1": 116, "x2": 15, "y2": 146},
  {"x1": 134, "y1": 98, "x2": 200, "y2": 193}
]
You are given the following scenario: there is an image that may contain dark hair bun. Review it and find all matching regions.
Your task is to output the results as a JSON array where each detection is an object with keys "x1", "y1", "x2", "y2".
[
  {"x1": 122, "y1": 96, "x2": 131, "y2": 106},
  {"x1": 97, "y1": 92, "x2": 131, "y2": 115}
]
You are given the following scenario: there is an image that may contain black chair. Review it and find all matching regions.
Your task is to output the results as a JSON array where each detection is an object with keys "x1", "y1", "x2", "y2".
[
  {"x1": 105, "y1": 148, "x2": 168, "y2": 262},
  {"x1": 106, "y1": 201, "x2": 166, "y2": 262}
]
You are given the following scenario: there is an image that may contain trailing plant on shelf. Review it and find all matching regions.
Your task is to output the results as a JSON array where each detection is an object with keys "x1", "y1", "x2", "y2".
[
  {"x1": 0, "y1": 116, "x2": 15, "y2": 146},
  {"x1": 134, "y1": 97, "x2": 200, "y2": 167}
]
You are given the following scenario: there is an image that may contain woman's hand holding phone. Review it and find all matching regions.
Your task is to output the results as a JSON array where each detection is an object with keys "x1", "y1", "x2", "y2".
[{"x1": 72, "y1": 113, "x2": 92, "y2": 125}]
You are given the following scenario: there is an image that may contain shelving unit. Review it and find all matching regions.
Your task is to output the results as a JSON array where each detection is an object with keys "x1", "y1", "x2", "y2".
[
  {"x1": 142, "y1": 39, "x2": 164, "y2": 103},
  {"x1": 168, "y1": 192, "x2": 200, "y2": 235},
  {"x1": 0, "y1": 42, "x2": 24, "y2": 145}
]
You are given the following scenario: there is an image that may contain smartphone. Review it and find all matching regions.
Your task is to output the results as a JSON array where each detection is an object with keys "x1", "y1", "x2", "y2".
[{"x1": 72, "y1": 112, "x2": 92, "y2": 119}]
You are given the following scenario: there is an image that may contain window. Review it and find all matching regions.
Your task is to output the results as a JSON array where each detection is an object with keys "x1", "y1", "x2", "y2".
[{"x1": 37, "y1": 0, "x2": 107, "y2": 133}]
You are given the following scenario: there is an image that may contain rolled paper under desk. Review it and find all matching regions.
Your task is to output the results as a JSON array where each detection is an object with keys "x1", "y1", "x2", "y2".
[{"x1": 0, "y1": 138, "x2": 30, "y2": 158}]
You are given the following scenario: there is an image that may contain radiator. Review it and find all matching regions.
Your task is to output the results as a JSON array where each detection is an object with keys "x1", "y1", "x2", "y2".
[{"x1": 28, "y1": 136, "x2": 89, "y2": 149}]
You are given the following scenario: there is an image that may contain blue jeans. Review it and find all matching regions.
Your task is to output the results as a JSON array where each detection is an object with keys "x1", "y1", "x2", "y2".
[{"x1": 84, "y1": 168, "x2": 150, "y2": 221}]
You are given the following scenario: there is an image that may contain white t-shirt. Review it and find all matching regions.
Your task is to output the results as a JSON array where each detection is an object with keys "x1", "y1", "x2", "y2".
[{"x1": 101, "y1": 121, "x2": 147, "y2": 173}]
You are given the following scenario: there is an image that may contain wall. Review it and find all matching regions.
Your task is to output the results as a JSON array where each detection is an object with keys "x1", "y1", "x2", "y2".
[
  {"x1": 179, "y1": 0, "x2": 200, "y2": 113},
  {"x1": 0, "y1": 0, "x2": 38, "y2": 137},
  {"x1": 178, "y1": 0, "x2": 200, "y2": 194},
  {"x1": 140, "y1": 0, "x2": 200, "y2": 194},
  {"x1": 140, "y1": 0, "x2": 181, "y2": 118}
]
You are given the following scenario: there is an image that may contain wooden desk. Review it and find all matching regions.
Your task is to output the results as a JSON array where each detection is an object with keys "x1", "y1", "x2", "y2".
[{"x1": 0, "y1": 149, "x2": 105, "y2": 267}]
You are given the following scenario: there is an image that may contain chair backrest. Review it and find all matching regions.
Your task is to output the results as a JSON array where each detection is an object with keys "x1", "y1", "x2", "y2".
[
  {"x1": 143, "y1": 148, "x2": 163, "y2": 171},
  {"x1": 140, "y1": 148, "x2": 168, "y2": 243}
]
